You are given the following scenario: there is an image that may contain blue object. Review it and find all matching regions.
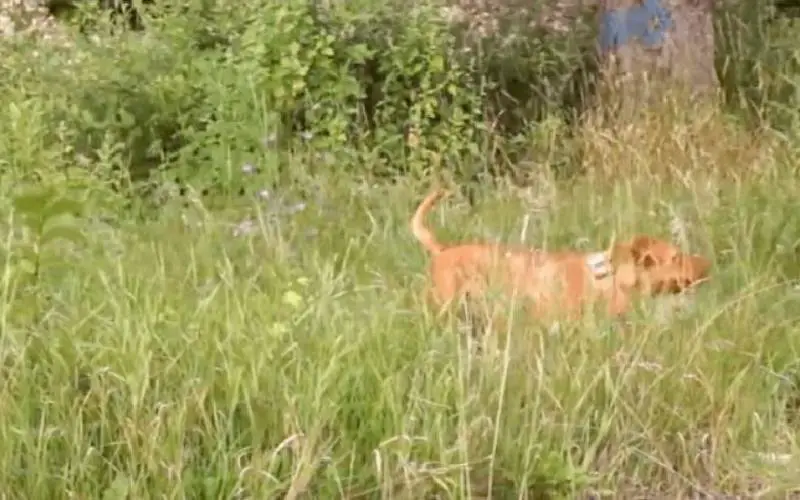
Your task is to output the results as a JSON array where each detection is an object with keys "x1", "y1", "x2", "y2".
[{"x1": 599, "y1": 0, "x2": 673, "y2": 53}]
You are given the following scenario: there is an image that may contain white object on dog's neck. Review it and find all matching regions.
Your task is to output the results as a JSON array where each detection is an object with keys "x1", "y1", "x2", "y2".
[{"x1": 586, "y1": 252, "x2": 610, "y2": 280}]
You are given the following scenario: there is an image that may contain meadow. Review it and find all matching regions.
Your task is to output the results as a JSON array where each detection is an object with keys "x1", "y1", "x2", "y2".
[{"x1": 1, "y1": 0, "x2": 800, "y2": 497}]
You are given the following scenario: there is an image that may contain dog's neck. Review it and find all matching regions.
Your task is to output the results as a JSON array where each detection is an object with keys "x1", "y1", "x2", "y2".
[{"x1": 585, "y1": 252, "x2": 611, "y2": 280}]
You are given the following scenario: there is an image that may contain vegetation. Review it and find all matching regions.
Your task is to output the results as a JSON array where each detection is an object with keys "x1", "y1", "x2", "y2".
[{"x1": 1, "y1": 0, "x2": 799, "y2": 497}]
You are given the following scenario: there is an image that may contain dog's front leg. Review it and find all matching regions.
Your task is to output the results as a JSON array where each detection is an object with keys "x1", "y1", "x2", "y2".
[{"x1": 606, "y1": 288, "x2": 632, "y2": 317}]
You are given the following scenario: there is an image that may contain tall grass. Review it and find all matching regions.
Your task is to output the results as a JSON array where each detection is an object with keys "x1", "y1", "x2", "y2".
[{"x1": 1, "y1": 0, "x2": 800, "y2": 497}]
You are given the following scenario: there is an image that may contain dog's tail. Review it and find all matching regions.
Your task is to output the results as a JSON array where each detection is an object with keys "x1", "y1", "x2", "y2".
[{"x1": 411, "y1": 188, "x2": 449, "y2": 255}]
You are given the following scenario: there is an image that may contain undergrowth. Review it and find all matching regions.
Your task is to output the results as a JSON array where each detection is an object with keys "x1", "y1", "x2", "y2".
[{"x1": 1, "y1": 0, "x2": 800, "y2": 497}]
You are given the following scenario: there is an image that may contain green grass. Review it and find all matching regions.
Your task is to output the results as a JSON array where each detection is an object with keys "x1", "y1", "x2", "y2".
[
  {"x1": 2, "y1": 171, "x2": 800, "y2": 497},
  {"x1": 3, "y1": 0, "x2": 800, "y2": 497}
]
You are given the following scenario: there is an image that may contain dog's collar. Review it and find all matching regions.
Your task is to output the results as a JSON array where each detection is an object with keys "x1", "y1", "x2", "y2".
[{"x1": 586, "y1": 252, "x2": 611, "y2": 280}]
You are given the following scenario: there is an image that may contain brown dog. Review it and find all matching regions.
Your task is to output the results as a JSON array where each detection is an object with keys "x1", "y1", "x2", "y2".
[{"x1": 412, "y1": 189, "x2": 710, "y2": 323}]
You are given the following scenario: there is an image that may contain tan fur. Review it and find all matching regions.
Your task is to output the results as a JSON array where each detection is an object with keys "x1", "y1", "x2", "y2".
[
  {"x1": 411, "y1": 188, "x2": 448, "y2": 255},
  {"x1": 617, "y1": 235, "x2": 712, "y2": 295},
  {"x1": 411, "y1": 189, "x2": 711, "y2": 323}
]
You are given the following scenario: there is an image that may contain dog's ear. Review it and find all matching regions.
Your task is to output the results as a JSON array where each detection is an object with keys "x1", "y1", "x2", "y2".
[
  {"x1": 609, "y1": 235, "x2": 655, "y2": 264},
  {"x1": 608, "y1": 241, "x2": 635, "y2": 266},
  {"x1": 627, "y1": 235, "x2": 662, "y2": 269}
]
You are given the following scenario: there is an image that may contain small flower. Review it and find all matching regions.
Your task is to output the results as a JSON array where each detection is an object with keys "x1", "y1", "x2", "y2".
[
  {"x1": 634, "y1": 361, "x2": 663, "y2": 372},
  {"x1": 262, "y1": 133, "x2": 277, "y2": 148},
  {"x1": 284, "y1": 202, "x2": 307, "y2": 215},
  {"x1": 233, "y1": 219, "x2": 257, "y2": 237},
  {"x1": 707, "y1": 339, "x2": 734, "y2": 351},
  {"x1": 257, "y1": 188, "x2": 271, "y2": 200},
  {"x1": 76, "y1": 153, "x2": 91, "y2": 167},
  {"x1": 282, "y1": 290, "x2": 303, "y2": 308},
  {"x1": 406, "y1": 126, "x2": 419, "y2": 148},
  {"x1": 241, "y1": 163, "x2": 256, "y2": 174},
  {"x1": 314, "y1": 152, "x2": 335, "y2": 165},
  {"x1": 574, "y1": 236, "x2": 590, "y2": 249},
  {"x1": 754, "y1": 452, "x2": 792, "y2": 465},
  {"x1": 299, "y1": 130, "x2": 313, "y2": 141}
]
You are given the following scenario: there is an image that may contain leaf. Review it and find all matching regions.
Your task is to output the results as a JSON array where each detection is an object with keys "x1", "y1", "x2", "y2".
[
  {"x1": 292, "y1": 79, "x2": 306, "y2": 93},
  {"x1": 282, "y1": 290, "x2": 303, "y2": 308},
  {"x1": 40, "y1": 224, "x2": 87, "y2": 247},
  {"x1": 430, "y1": 54, "x2": 444, "y2": 73},
  {"x1": 12, "y1": 187, "x2": 56, "y2": 217},
  {"x1": 17, "y1": 257, "x2": 36, "y2": 276},
  {"x1": 17, "y1": 212, "x2": 43, "y2": 232},
  {"x1": 8, "y1": 102, "x2": 21, "y2": 124},
  {"x1": 102, "y1": 473, "x2": 132, "y2": 500},
  {"x1": 271, "y1": 321, "x2": 289, "y2": 335},
  {"x1": 42, "y1": 197, "x2": 84, "y2": 221},
  {"x1": 347, "y1": 43, "x2": 373, "y2": 63}
]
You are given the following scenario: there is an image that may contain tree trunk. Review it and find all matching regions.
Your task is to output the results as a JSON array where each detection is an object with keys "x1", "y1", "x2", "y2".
[{"x1": 596, "y1": 0, "x2": 717, "y2": 108}]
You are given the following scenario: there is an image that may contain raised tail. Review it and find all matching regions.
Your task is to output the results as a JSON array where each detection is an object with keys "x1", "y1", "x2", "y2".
[{"x1": 411, "y1": 188, "x2": 449, "y2": 255}]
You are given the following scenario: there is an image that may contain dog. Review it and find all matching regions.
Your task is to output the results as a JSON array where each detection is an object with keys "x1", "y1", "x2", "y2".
[{"x1": 411, "y1": 188, "x2": 710, "y2": 324}]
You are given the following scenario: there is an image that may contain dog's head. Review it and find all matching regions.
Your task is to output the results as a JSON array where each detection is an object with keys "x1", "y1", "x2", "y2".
[{"x1": 610, "y1": 235, "x2": 711, "y2": 294}]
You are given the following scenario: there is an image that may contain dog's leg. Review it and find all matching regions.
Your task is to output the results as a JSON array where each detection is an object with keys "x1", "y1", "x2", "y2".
[{"x1": 606, "y1": 287, "x2": 632, "y2": 317}]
